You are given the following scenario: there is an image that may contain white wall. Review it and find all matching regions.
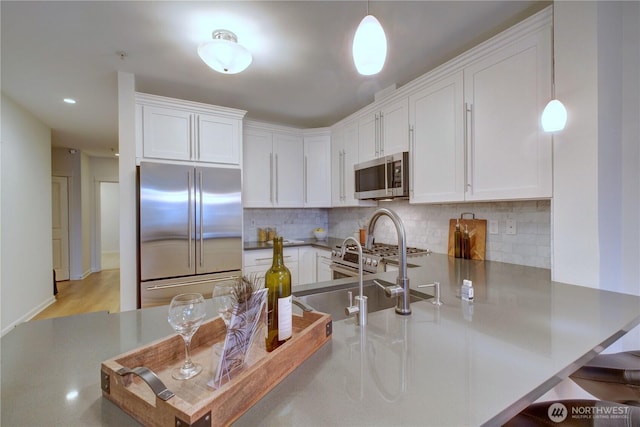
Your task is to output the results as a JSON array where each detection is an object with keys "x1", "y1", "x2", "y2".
[
  {"x1": 118, "y1": 72, "x2": 138, "y2": 311},
  {"x1": 100, "y1": 182, "x2": 119, "y2": 253},
  {"x1": 553, "y1": 1, "x2": 639, "y2": 351},
  {"x1": 553, "y1": 1, "x2": 640, "y2": 297},
  {"x1": 1, "y1": 94, "x2": 53, "y2": 335}
]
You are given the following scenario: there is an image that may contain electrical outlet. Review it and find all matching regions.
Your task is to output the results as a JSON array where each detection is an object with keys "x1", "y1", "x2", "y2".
[
  {"x1": 506, "y1": 219, "x2": 516, "y2": 235},
  {"x1": 250, "y1": 219, "x2": 256, "y2": 227},
  {"x1": 489, "y1": 220, "x2": 499, "y2": 234}
]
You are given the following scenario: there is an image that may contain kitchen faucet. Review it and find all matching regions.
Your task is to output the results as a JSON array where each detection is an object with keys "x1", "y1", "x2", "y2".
[
  {"x1": 366, "y1": 208, "x2": 411, "y2": 315},
  {"x1": 342, "y1": 236, "x2": 368, "y2": 326}
]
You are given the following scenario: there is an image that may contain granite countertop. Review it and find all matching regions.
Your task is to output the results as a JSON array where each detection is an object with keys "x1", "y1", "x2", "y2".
[{"x1": 2, "y1": 255, "x2": 640, "y2": 426}]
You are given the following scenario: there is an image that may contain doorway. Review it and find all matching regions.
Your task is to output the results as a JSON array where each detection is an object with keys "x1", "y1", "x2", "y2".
[
  {"x1": 52, "y1": 176, "x2": 70, "y2": 281},
  {"x1": 98, "y1": 181, "x2": 120, "y2": 270}
]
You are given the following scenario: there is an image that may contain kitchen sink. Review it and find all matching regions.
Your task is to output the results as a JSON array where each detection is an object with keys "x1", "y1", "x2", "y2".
[{"x1": 294, "y1": 280, "x2": 429, "y2": 322}]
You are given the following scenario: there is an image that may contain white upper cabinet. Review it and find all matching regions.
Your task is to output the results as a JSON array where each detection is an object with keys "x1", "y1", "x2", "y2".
[
  {"x1": 303, "y1": 130, "x2": 332, "y2": 207},
  {"x1": 463, "y1": 24, "x2": 552, "y2": 201},
  {"x1": 358, "y1": 97, "x2": 409, "y2": 162},
  {"x1": 273, "y1": 132, "x2": 304, "y2": 207},
  {"x1": 243, "y1": 123, "x2": 305, "y2": 208},
  {"x1": 332, "y1": 120, "x2": 376, "y2": 207},
  {"x1": 407, "y1": 7, "x2": 552, "y2": 203},
  {"x1": 197, "y1": 113, "x2": 241, "y2": 165},
  {"x1": 409, "y1": 71, "x2": 465, "y2": 203},
  {"x1": 136, "y1": 93, "x2": 245, "y2": 166}
]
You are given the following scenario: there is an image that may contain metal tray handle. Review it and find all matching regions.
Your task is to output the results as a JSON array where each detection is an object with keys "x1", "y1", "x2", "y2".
[{"x1": 116, "y1": 366, "x2": 175, "y2": 401}]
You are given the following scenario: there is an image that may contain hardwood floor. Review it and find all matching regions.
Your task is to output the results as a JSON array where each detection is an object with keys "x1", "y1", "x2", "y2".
[{"x1": 32, "y1": 269, "x2": 120, "y2": 321}]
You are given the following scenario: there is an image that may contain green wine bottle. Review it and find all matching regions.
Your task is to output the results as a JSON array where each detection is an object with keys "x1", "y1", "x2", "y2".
[{"x1": 265, "y1": 236, "x2": 292, "y2": 352}]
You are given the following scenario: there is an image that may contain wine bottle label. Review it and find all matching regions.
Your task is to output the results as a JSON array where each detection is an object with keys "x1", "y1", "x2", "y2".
[{"x1": 277, "y1": 295, "x2": 292, "y2": 341}]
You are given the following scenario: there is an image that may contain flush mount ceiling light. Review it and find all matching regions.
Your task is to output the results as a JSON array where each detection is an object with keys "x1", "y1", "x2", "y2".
[
  {"x1": 198, "y1": 29, "x2": 252, "y2": 74},
  {"x1": 352, "y1": 3, "x2": 387, "y2": 76}
]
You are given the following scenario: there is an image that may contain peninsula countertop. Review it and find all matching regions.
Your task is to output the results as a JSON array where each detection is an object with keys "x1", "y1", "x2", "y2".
[{"x1": 2, "y1": 254, "x2": 639, "y2": 426}]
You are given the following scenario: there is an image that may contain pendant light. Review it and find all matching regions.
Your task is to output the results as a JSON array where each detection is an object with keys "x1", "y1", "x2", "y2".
[
  {"x1": 352, "y1": 2, "x2": 387, "y2": 76},
  {"x1": 541, "y1": 7, "x2": 567, "y2": 132},
  {"x1": 198, "y1": 30, "x2": 252, "y2": 75}
]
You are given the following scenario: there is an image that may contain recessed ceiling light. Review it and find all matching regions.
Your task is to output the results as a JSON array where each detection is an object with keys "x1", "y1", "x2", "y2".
[{"x1": 63, "y1": 98, "x2": 76, "y2": 104}]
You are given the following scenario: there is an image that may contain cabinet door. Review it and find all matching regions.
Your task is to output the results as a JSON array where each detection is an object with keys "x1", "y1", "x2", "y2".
[
  {"x1": 304, "y1": 134, "x2": 331, "y2": 207},
  {"x1": 243, "y1": 128, "x2": 273, "y2": 207},
  {"x1": 142, "y1": 106, "x2": 192, "y2": 161},
  {"x1": 343, "y1": 120, "x2": 366, "y2": 206},
  {"x1": 380, "y1": 97, "x2": 409, "y2": 156},
  {"x1": 358, "y1": 112, "x2": 378, "y2": 162},
  {"x1": 197, "y1": 114, "x2": 240, "y2": 165},
  {"x1": 273, "y1": 133, "x2": 304, "y2": 207},
  {"x1": 464, "y1": 29, "x2": 552, "y2": 200},
  {"x1": 331, "y1": 125, "x2": 345, "y2": 206},
  {"x1": 243, "y1": 248, "x2": 299, "y2": 286},
  {"x1": 315, "y1": 248, "x2": 333, "y2": 282},
  {"x1": 298, "y1": 247, "x2": 317, "y2": 285},
  {"x1": 409, "y1": 72, "x2": 465, "y2": 203}
]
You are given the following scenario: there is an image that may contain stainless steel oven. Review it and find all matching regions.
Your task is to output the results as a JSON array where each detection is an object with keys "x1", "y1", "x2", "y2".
[
  {"x1": 329, "y1": 242, "x2": 430, "y2": 280},
  {"x1": 354, "y1": 152, "x2": 409, "y2": 200}
]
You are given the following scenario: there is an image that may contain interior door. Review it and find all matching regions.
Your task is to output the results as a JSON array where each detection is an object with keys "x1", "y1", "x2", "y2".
[{"x1": 52, "y1": 176, "x2": 70, "y2": 281}]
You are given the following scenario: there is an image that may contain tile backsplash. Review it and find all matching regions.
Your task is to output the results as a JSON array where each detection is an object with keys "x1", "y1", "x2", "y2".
[
  {"x1": 243, "y1": 208, "x2": 328, "y2": 242},
  {"x1": 244, "y1": 199, "x2": 551, "y2": 269}
]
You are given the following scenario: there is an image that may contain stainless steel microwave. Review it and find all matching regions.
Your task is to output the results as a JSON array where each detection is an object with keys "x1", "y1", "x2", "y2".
[{"x1": 354, "y1": 152, "x2": 409, "y2": 200}]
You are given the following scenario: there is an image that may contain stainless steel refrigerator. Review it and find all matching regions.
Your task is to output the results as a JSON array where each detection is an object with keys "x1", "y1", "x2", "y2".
[{"x1": 138, "y1": 162, "x2": 242, "y2": 307}]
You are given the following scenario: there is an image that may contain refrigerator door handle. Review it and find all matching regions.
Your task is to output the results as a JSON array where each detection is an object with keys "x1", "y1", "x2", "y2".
[
  {"x1": 145, "y1": 275, "x2": 240, "y2": 291},
  {"x1": 199, "y1": 170, "x2": 204, "y2": 268},
  {"x1": 188, "y1": 170, "x2": 193, "y2": 268}
]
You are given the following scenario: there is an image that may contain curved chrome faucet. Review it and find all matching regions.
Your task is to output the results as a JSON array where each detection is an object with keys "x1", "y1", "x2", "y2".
[
  {"x1": 367, "y1": 208, "x2": 411, "y2": 315},
  {"x1": 342, "y1": 236, "x2": 368, "y2": 326}
]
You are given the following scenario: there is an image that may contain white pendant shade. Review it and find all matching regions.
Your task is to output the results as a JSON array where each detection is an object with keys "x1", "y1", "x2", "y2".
[
  {"x1": 352, "y1": 15, "x2": 387, "y2": 76},
  {"x1": 198, "y1": 30, "x2": 252, "y2": 75},
  {"x1": 541, "y1": 99, "x2": 567, "y2": 132}
]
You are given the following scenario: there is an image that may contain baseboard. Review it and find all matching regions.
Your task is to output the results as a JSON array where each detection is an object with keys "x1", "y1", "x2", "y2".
[
  {"x1": 1, "y1": 296, "x2": 56, "y2": 337},
  {"x1": 70, "y1": 269, "x2": 92, "y2": 281}
]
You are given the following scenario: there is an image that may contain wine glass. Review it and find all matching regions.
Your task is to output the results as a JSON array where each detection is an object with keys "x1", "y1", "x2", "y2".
[
  {"x1": 212, "y1": 283, "x2": 235, "y2": 327},
  {"x1": 211, "y1": 283, "x2": 235, "y2": 355},
  {"x1": 167, "y1": 293, "x2": 207, "y2": 380}
]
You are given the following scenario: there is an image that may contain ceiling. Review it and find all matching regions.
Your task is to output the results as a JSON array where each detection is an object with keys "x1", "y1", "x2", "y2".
[{"x1": 1, "y1": 1, "x2": 548, "y2": 157}]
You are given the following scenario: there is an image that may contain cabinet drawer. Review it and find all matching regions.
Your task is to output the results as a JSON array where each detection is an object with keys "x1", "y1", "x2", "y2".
[{"x1": 243, "y1": 248, "x2": 299, "y2": 267}]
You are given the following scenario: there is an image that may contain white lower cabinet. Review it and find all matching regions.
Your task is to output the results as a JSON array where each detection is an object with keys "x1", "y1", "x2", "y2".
[
  {"x1": 244, "y1": 246, "x2": 331, "y2": 288},
  {"x1": 243, "y1": 248, "x2": 299, "y2": 287},
  {"x1": 298, "y1": 247, "x2": 332, "y2": 285}
]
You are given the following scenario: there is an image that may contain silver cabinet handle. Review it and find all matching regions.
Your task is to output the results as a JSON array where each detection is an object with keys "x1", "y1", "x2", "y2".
[
  {"x1": 304, "y1": 155, "x2": 308, "y2": 204},
  {"x1": 341, "y1": 150, "x2": 345, "y2": 200},
  {"x1": 465, "y1": 102, "x2": 473, "y2": 193},
  {"x1": 379, "y1": 111, "x2": 385, "y2": 156},
  {"x1": 275, "y1": 153, "x2": 279, "y2": 203},
  {"x1": 269, "y1": 152, "x2": 274, "y2": 203},
  {"x1": 374, "y1": 114, "x2": 380, "y2": 157},
  {"x1": 409, "y1": 125, "x2": 415, "y2": 197}
]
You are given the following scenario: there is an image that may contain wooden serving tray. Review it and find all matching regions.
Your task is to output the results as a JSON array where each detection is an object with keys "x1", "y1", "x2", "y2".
[{"x1": 101, "y1": 310, "x2": 332, "y2": 427}]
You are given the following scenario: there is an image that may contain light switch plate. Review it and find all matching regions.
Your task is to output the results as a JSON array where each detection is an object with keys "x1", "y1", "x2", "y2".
[
  {"x1": 489, "y1": 220, "x2": 499, "y2": 234},
  {"x1": 506, "y1": 219, "x2": 516, "y2": 235}
]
